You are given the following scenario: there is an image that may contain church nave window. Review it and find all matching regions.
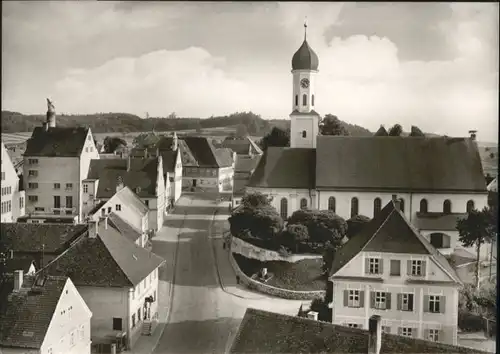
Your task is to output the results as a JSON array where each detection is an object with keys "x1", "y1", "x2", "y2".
[
  {"x1": 466, "y1": 200, "x2": 474, "y2": 213},
  {"x1": 280, "y1": 198, "x2": 288, "y2": 219},
  {"x1": 302, "y1": 94, "x2": 307, "y2": 106},
  {"x1": 302, "y1": 130, "x2": 307, "y2": 138},
  {"x1": 419, "y1": 199, "x2": 428, "y2": 213},
  {"x1": 328, "y1": 197, "x2": 336, "y2": 212},
  {"x1": 295, "y1": 95, "x2": 298, "y2": 106},
  {"x1": 443, "y1": 199, "x2": 452, "y2": 214},
  {"x1": 350, "y1": 197, "x2": 359, "y2": 218},
  {"x1": 373, "y1": 198, "x2": 381, "y2": 217},
  {"x1": 300, "y1": 198, "x2": 308, "y2": 209}
]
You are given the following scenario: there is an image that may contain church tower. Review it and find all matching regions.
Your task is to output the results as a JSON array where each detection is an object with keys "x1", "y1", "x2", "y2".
[{"x1": 290, "y1": 21, "x2": 320, "y2": 149}]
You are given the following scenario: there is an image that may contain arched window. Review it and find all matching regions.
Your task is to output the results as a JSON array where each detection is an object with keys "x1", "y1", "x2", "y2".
[
  {"x1": 312, "y1": 94, "x2": 315, "y2": 106},
  {"x1": 419, "y1": 199, "x2": 428, "y2": 213},
  {"x1": 466, "y1": 200, "x2": 475, "y2": 213},
  {"x1": 351, "y1": 197, "x2": 359, "y2": 218},
  {"x1": 302, "y1": 94, "x2": 307, "y2": 106},
  {"x1": 328, "y1": 197, "x2": 336, "y2": 212},
  {"x1": 300, "y1": 198, "x2": 308, "y2": 209},
  {"x1": 443, "y1": 199, "x2": 452, "y2": 214},
  {"x1": 295, "y1": 95, "x2": 298, "y2": 106},
  {"x1": 373, "y1": 198, "x2": 381, "y2": 217},
  {"x1": 280, "y1": 198, "x2": 288, "y2": 219},
  {"x1": 302, "y1": 130, "x2": 307, "y2": 138},
  {"x1": 399, "y1": 198, "x2": 405, "y2": 213}
]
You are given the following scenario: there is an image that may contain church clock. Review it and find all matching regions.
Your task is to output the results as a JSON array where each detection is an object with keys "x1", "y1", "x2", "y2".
[{"x1": 300, "y1": 78, "x2": 310, "y2": 88}]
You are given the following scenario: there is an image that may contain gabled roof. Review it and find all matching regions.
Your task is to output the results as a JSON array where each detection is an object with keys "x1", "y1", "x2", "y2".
[
  {"x1": 248, "y1": 147, "x2": 315, "y2": 189},
  {"x1": 329, "y1": 200, "x2": 461, "y2": 284},
  {"x1": 215, "y1": 148, "x2": 234, "y2": 167},
  {"x1": 43, "y1": 220, "x2": 164, "y2": 287},
  {"x1": 221, "y1": 136, "x2": 263, "y2": 156},
  {"x1": 229, "y1": 308, "x2": 488, "y2": 354},
  {"x1": 1, "y1": 223, "x2": 88, "y2": 254},
  {"x1": 157, "y1": 137, "x2": 198, "y2": 166},
  {"x1": 107, "y1": 212, "x2": 142, "y2": 244},
  {"x1": 316, "y1": 136, "x2": 487, "y2": 192},
  {"x1": 24, "y1": 126, "x2": 90, "y2": 157},
  {"x1": 182, "y1": 136, "x2": 224, "y2": 167},
  {"x1": 414, "y1": 212, "x2": 467, "y2": 231},
  {"x1": 160, "y1": 149, "x2": 180, "y2": 173},
  {"x1": 0, "y1": 274, "x2": 68, "y2": 349},
  {"x1": 235, "y1": 155, "x2": 261, "y2": 173}
]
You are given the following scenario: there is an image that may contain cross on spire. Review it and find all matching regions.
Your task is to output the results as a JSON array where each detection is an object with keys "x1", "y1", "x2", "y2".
[{"x1": 304, "y1": 17, "x2": 308, "y2": 41}]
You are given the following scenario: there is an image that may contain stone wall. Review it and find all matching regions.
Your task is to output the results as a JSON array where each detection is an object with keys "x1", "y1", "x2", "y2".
[
  {"x1": 231, "y1": 236, "x2": 322, "y2": 263},
  {"x1": 228, "y1": 249, "x2": 326, "y2": 300}
]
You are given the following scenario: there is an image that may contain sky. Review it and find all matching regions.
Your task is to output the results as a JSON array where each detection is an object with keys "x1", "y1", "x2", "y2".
[{"x1": 2, "y1": 2, "x2": 498, "y2": 141}]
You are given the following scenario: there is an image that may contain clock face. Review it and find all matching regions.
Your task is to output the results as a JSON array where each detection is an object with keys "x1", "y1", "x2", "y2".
[{"x1": 300, "y1": 78, "x2": 310, "y2": 89}]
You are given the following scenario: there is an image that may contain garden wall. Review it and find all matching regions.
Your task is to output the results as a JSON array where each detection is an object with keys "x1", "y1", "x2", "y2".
[
  {"x1": 231, "y1": 236, "x2": 322, "y2": 263},
  {"x1": 228, "y1": 249, "x2": 325, "y2": 300}
]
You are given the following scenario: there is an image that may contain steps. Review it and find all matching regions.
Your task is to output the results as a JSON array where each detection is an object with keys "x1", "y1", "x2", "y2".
[{"x1": 141, "y1": 321, "x2": 152, "y2": 336}]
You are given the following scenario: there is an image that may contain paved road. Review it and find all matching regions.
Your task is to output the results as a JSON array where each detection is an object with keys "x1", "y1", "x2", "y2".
[{"x1": 151, "y1": 194, "x2": 302, "y2": 354}]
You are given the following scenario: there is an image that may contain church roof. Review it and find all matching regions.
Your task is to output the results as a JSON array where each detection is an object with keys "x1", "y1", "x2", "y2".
[
  {"x1": 292, "y1": 40, "x2": 319, "y2": 71},
  {"x1": 247, "y1": 147, "x2": 315, "y2": 189},
  {"x1": 316, "y1": 136, "x2": 486, "y2": 192}
]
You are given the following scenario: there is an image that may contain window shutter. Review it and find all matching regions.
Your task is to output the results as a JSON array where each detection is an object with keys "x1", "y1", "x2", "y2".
[
  {"x1": 407, "y1": 260, "x2": 412, "y2": 275},
  {"x1": 359, "y1": 291, "x2": 365, "y2": 308},
  {"x1": 343, "y1": 290, "x2": 348, "y2": 306},
  {"x1": 386, "y1": 292, "x2": 392, "y2": 310},
  {"x1": 365, "y1": 258, "x2": 370, "y2": 274},
  {"x1": 396, "y1": 293, "x2": 402, "y2": 310},
  {"x1": 421, "y1": 260, "x2": 427, "y2": 276},
  {"x1": 423, "y1": 295, "x2": 430, "y2": 312},
  {"x1": 379, "y1": 259, "x2": 384, "y2": 274},
  {"x1": 440, "y1": 296, "x2": 446, "y2": 314},
  {"x1": 370, "y1": 292, "x2": 375, "y2": 308}
]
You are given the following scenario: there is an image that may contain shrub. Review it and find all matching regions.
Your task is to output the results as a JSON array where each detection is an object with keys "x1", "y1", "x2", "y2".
[{"x1": 288, "y1": 209, "x2": 347, "y2": 246}]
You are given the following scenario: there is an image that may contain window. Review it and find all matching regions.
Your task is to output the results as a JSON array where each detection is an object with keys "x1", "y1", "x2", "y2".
[
  {"x1": 54, "y1": 196, "x2": 61, "y2": 208},
  {"x1": 443, "y1": 199, "x2": 451, "y2": 214},
  {"x1": 132, "y1": 314, "x2": 136, "y2": 328},
  {"x1": 409, "y1": 260, "x2": 425, "y2": 276},
  {"x1": 312, "y1": 94, "x2": 315, "y2": 106},
  {"x1": 169, "y1": 177, "x2": 174, "y2": 183},
  {"x1": 66, "y1": 183, "x2": 73, "y2": 190},
  {"x1": 347, "y1": 323, "x2": 360, "y2": 328},
  {"x1": 54, "y1": 183, "x2": 60, "y2": 190},
  {"x1": 350, "y1": 197, "x2": 359, "y2": 217},
  {"x1": 419, "y1": 199, "x2": 428, "y2": 213},
  {"x1": 466, "y1": 200, "x2": 474, "y2": 213},
  {"x1": 366, "y1": 258, "x2": 381, "y2": 274},
  {"x1": 66, "y1": 196, "x2": 73, "y2": 209},
  {"x1": 116, "y1": 204, "x2": 121, "y2": 211},
  {"x1": 373, "y1": 198, "x2": 381, "y2": 216},
  {"x1": 400, "y1": 327, "x2": 413, "y2": 337},
  {"x1": 1, "y1": 172, "x2": 4, "y2": 181},
  {"x1": 137, "y1": 308, "x2": 141, "y2": 322},
  {"x1": 346, "y1": 290, "x2": 361, "y2": 308},
  {"x1": 430, "y1": 233, "x2": 450, "y2": 248},
  {"x1": 398, "y1": 293, "x2": 414, "y2": 311},
  {"x1": 302, "y1": 130, "x2": 307, "y2": 138},
  {"x1": 28, "y1": 195, "x2": 38, "y2": 202},
  {"x1": 427, "y1": 295, "x2": 442, "y2": 313},
  {"x1": 399, "y1": 198, "x2": 405, "y2": 212},
  {"x1": 143, "y1": 279, "x2": 146, "y2": 289},
  {"x1": 382, "y1": 326, "x2": 391, "y2": 334},
  {"x1": 19, "y1": 196, "x2": 24, "y2": 209},
  {"x1": 280, "y1": 198, "x2": 288, "y2": 219},
  {"x1": 328, "y1": 197, "x2": 336, "y2": 212},
  {"x1": 145, "y1": 200, "x2": 149, "y2": 207},
  {"x1": 83, "y1": 184, "x2": 88, "y2": 193},
  {"x1": 300, "y1": 198, "x2": 307, "y2": 209},
  {"x1": 295, "y1": 94, "x2": 298, "y2": 106},
  {"x1": 28, "y1": 158, "x2": 38, "y2": 165},
  {"x1": 428, "y1": 329, "x2": 440, "y2": 342},
  {"x1": 48, "y1": 347, "x2": 53, "y2": 354},
  {"x1": 28, "y1": 170, "x2": 38, "y2": 177},
  {"x1": 302, "y1": 94, "x2": 307, "y2": 106},
  {"x1": 390, "y1": 259, "x2": 401, "y2": 276},
  {"x1": 79, "y1": 325, "x2": 84, "y2": 340},
  {"x1": 107, "y1": 207, "x2": 112, "y2": 213},
  {"x1": 373, "y1": 291, "x2": 387, "y2": 310},
  {"x1": 28, "y1": 183, "x2": 38, "y2": 189},
  {"x1": 70, "y1": 331, "x2": 75, "y2": 346},
  {"x1": 112, "y1": 318, "x2": 122, "y2": 331}
]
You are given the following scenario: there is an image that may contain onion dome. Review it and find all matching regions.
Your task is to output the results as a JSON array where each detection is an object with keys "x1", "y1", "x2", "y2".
[{"x1": 291, "y1": 22, "x2": 319, "y2": 71}]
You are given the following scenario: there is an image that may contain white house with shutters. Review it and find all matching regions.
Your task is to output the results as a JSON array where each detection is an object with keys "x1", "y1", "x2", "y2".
[{"x1": 329, "y1": 199, "x2": 462, "y2": 346}]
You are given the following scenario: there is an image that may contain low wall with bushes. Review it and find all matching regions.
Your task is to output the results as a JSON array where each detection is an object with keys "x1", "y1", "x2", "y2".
[
  {"x1": 228, "y1": 250, "x2": 325, "y2": 300},
  {"x1": 231, "y1": 236, "x2": 322, "y2": 263}
]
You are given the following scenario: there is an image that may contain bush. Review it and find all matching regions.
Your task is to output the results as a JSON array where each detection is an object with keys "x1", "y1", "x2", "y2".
[
  {"x1": 458, "y1": 310, "x2": 487, "y2": 332},
  {"x1": 287, "y1": 209, "x2": 347, "y2": 246},
  {"x1": 310, "y1": 296, "x2": 332, "y2": 322},
  {"x1": 229, "y1": 203, "x2": 284, "y2": 241}
]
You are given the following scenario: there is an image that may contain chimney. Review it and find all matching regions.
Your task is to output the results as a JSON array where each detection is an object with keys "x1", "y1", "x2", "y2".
[
  {"x1": 468, "y1": 130, "x2": 477, "y2": 141},
  {"x1": 88, "y1": 220, "x2": 98, "y2": 238},
  {"x1": 46, "y1": 98, "x2": 56, "y2": 128},
  {"x1": 127, "y1": 156, "x2": 132, "y2": 171},
  {"x1": 307, "y1": 311, "x2": 319, "y2": 321},
  {"x1": 116, "y1": 176, "x2": 124, "y2": 193},
  {"x1": 14, "y1": 270, "x2": 24, "y2": 291},
  {"x1": 368, "y1": 315, "x2": 382, "y2": 354}
]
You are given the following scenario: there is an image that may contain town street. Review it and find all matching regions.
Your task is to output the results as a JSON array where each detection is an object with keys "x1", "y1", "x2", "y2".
[{"x1": 150, "y1": 193, "x2": 303, "y2": 354}]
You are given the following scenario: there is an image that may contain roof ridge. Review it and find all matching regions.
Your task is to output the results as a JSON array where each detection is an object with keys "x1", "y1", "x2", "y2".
[
  {"x1": 108, "y1": 212, "x2": 142, "y2": 236},
  {"x1": 96, "y1": 231, "x2": 136, "y2": 287},
  {"x1": 358, "y1": 207, "x2": 396, "y2": 253}
]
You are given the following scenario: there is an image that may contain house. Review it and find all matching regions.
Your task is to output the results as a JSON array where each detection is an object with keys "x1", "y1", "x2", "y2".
[
  {"x1": 1, "y1": 141, "x2": 25, "y2": 222},
  {"x1": 229, "y1": 308, "x2": 489, "y2": 354},
  {"x1": 232, "y1": 154, "x2": 262, "y2": 208},
  {"x1": 22, "y1": 100, "x2": 99, "y2": 223},
  {"x1": 84, "y1": 156, "x2": 165, "y2": 231},
  {"x1": 84, "y1": 185, "x2": 150, "y2": 247},
  {"x1": 0, "y1": 223, "x2": 88, "y2": 269},
  {"x1": 247, "y1": 29, "x2": 488, "y2": 248},
  {"x1": 42, "y1": 218, "x2": 165, "y2": 350},
  {"x1": 221, "y1": 136, "x2": 263, "y2": 156},
  {"x1": 329, "y1": 199, "x2": 462, "y2": 345},
  {"x1": 0, "y1": 272, "x2": 92, "y2": 354}
]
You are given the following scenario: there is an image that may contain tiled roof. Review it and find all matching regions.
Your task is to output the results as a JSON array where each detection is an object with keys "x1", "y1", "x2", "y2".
[
  {"x1": 160, "y1": 149, "x2": 179, "y2": 173},
  {"x1": 0, "y1": 274, "x2": 67, "y2": 349},
  {"x1": 414, "y1": 212, "x2": 467, "y2": 231},
  {"x1": 229, "y1": 308, "x2": 489, "y2": 354},
  {"x1": 1, "y1": 223, "x2": 88, "y2": 254},
  {"x1": 24, "y1": 126, "x2": 89, "y2": 157},
  {"x1": 221, "y1": 136, "x2": 263, "y2": 156},
  {"x1": 235, "y1": 155, "x2": 261, "y2": 173},
  {"x1": 107, "y1": 212, "x2": 142, "y2": 243},
  {"x1": 248, "y1": 147, "x2": 316, "y2": 189},
  {"x1": 447, "y1": 248, "x2": 476, "y2": 267},
  {"x1": 157, "y1": 138, "x2": 198, "y2": 167},
  {"x1": 215, "y1": 148, "x2": 234, "y2": 167},
  {"x1": 43, "y1": 220, "x2": 164, "y2": 287},
  {"x1": 182, "y1": 136, "x2": 221, "y2": 167},
  {"x1": 4, "y1": 259, "x2": 36, "y2": 274},
  {"x1": 316, "y1": 136, "x2": 487, "y2": 192},
  {"x1": 87, "y1": 158, "x2": 159, "y2": 198},
  {"x1": 329, "y1": 200, "x2": 461, "y2": 284}
]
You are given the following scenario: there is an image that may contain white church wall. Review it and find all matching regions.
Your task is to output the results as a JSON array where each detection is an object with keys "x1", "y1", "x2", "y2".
[
  {"x1": 247, "y1": 187, "x2": 316, "y2": 219},
  {"x1": 410, "y1": 192, "x2": 488, "y2": 215}
]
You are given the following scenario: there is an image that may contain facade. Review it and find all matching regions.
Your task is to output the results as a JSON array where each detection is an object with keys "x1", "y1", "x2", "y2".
[
  {"x1": 0, "y1": 273, "x2": 92, "y2": 354},
  {"x1": 1, "y1": 141, "x2": 25, "y2": 222},
  {"x1": 22, "y1": 102, "x2": 99, "y2": 223},
  {"x1": 329, "y1": 200, "x2": 462, "y2": 345},
  {"x1": 42, "y1": 219, "x2": 165, "y2": 350}
]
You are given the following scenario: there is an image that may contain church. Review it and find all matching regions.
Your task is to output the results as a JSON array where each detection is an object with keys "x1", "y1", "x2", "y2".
[{"x1": 247, "y1": 25, "x2": 489, "y2": 257}]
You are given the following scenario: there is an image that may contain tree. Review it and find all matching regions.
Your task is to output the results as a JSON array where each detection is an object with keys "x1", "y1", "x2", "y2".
[
  {"x1": 280, "y1": 224, "x2": 309, "y2": 253},
  {"x1": 132, "y1": 132, "x2": 161, "y2": 148},
  {"x1": 347, "y1": 215, "x2": 371, "y2": 239},
  {"x1": 288, "y1": 209, "x2": 347, "y2": 246},
  {"x1": 374, "y1": 125, "x2": 389, "y2": 136},
  {"x1": 235, "y1": 124, "x2": 248, "y2": 138},
  {"x1": 388, "y1": 124, "x2": 403, "y2": 136},
  {"x1": 103, "y1": 136, "x2": 127, "y2": 153},
  {"x1": 320, "y1": 114, "x2": 349, "y2": 136},
  {"x1": 260, "y1": 127, "x2": 290, "y2": 150},
  {"x1": 241, "y1": 192, "x2": 273, "y2": 209},
  {"x1": 167, "y1": 112, "x2": 177, "y2": 119},
  {"x1": 456, "y1": 206, "x2": 497, "y2": 288},
  {"x1": 409, "y1": 125, "x2": 425, "y2": 137}
]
